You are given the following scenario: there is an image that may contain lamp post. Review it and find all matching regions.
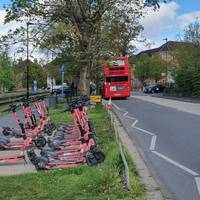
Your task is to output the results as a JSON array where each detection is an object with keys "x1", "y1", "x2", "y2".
[
  {"x1": 26, "y1": 22, "x2": 37, "y2": 99},
  {"x1": 163, "y1": 38, "x2": 168, "y2": 83},
  {"x1": 26, "y1": 22, "x2": 49, "y2": 99}
]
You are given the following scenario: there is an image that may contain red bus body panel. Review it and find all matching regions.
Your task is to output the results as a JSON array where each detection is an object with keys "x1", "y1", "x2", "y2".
[{"x1": 102, "y1": 56, "x2": 131, "y2": 99}]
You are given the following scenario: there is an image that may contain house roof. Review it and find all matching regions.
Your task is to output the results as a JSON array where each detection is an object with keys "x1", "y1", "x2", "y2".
[{"x1": 135, "y1": 41, "x2": 186, "y2": 57}]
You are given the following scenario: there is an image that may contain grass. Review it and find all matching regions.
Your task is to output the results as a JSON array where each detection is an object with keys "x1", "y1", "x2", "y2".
[
  {"x1": 0, "y1": 104, "x2": 148, "y2": 200},
  {"x1": 0, "y1": 112, "x2": 4, "y2": 117}
]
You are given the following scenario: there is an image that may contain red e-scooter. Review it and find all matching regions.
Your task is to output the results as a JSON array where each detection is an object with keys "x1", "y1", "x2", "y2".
[
  {"x1": 0, "y1": 104, "x2": 46, "y2": 150},
  {"x1": 33, "y1": 97, "x2": 55, "y2": 135},
  {"x1": 28, "y1": 136, "x2": 99, "y2": 170},
  {"x1": 0, "y1": 135, "x2": 29, "y2": 165}
]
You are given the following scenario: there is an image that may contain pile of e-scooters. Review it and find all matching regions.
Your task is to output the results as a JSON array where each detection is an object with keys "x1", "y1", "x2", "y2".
[{"x1": 0, "y1": 96, "x2": 105, "y2": 171}]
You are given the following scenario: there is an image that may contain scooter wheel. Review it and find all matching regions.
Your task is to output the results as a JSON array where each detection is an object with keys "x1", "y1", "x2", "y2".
[
  {"x1": 0, "y1": 143, "x2": 5, "y2": 151},
  {"x1": 50, "y1": 123, "x2": 56, "y2": 131},
  {"x1": 86, "y1": 151, "x2": 98, "y2": 166},
  {"x1": 44, "y1": 125, "x2": 53, "y2": 136},
  {"x1": 34, "y1": 135, "x2": 46, "y2": 149},
  {"x1": 2, "y1": 129, "x2": 10, "y2": 136},
  {"x1": 35, "y1": 157, "x2": 48, "y2": 170}
]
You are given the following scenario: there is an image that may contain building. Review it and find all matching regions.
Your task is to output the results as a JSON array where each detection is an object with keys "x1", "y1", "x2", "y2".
[
  {"x1": 133, "y1": 41, "x2": 187, "y2": 86},
  {"x1": 136, "y1": 41, "x2": 184, "y2": 61}
]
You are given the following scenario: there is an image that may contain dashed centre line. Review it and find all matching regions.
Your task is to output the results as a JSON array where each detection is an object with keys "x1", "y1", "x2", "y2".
[
  {"x1": 133, "y1": 126, "x2": 155, "y2": 136},
  {"x1": 152, "y1": 151, "x2": 199, "y2": 176},
  {"x1": 195, "y1": 177, "x2": 200, "y2": 197},
  {"x1": 131, "y1": 120, "x2": 138, "y2": 127},
  {"x1": 150, "y1": 135, "x2": 157, "y2": 151}
]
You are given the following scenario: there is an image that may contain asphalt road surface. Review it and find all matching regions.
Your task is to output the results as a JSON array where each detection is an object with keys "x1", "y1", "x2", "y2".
[{"x1": 113, "y1": 93, "x2": 200, "y2": 200}]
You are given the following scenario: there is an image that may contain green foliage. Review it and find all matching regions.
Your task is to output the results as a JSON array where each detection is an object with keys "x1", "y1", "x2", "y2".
[
  {"x1": 172, "y1": 66, "x2": 200, "y2": 97},
  {"x1": 184, "y1": 19, "x2": 200, "y2": 44},
  {"x1": 167, "y1": 20, "x2": 200, "y2": 97},
  {"x1": 0, "y1": 52, "x2": 15, "y2": 92},
  {"x1": 135, "y1": 54, "x2": 166, "y2": 83},
  {"x1": 45, "y1": 54, "x2": 80, "y2": 85},
  {"x1": 135, "y1": 54, "x2": 151, "y2": 83},
  {"x1": 15, "y1": 59, "x2": 47, "y2": 88}
]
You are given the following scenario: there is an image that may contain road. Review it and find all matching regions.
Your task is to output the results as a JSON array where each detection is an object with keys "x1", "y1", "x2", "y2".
[{"x1": 113, "y1": 93, "x2": 200, "y2": 200}]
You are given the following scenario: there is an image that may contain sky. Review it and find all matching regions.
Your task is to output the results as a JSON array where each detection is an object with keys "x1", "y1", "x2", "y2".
[
  {"x1": 134, "y1": 0, "x2": 200, "y2": 52},
  {"x1": 0, "y1": 0, "x2": 200, "y2": 59}
]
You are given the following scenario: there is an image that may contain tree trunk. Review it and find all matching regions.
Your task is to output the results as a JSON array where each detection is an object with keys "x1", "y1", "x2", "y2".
[{"x1": 78, "y1": 66, "x2": 88, "y2": 95}]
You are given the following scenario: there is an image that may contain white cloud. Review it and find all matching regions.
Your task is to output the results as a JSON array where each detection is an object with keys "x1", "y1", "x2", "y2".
[
  {"x1": 0, "y1": 10, "x2": 24, "y2": 37},
  {"x1": 177, "y1": 11, "x2": 200, "y2": 29},
  {"x1": 0, "y1": 10, "x2": 51, "y2": 63},
  {"x1": 135, "y1": 1, "x2": 200, "y2": 53},
  {"x1": 140, "y1": 2, "x2": 180, "y2": 38}
]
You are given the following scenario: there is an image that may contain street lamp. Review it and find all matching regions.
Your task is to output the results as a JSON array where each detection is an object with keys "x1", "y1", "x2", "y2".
[
  {"x1": 163, "y1": 38, "x2": 168, "y2": 83},
  {"x1": 26, "y1": 22, "x2": 49, "y2": 99},
  {"x1": 26, "y1": 22, "x2": 36, "y2": 99}
]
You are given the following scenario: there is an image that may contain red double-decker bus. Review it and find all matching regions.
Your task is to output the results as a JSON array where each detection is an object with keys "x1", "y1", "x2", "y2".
[{"x1": 102, "y1": 56, "x2": 131, "y2": 99}]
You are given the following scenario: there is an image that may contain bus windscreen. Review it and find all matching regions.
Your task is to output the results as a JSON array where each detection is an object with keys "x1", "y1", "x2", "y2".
[
  {"x1": 106, "y1": 76, "x2": 128, "y2": 82},
  {"x1": 113, "y1": 59, "x2": 125, "y2": 66}
]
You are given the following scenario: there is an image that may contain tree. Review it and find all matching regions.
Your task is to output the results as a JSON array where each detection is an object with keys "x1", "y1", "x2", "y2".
[
  {"x1": 135, "y1": 54, "x2": 166, "y2": 83},
  {"x1": 45, "y1": 55, "x2": 80, "y2": 85},
  {"x1": 135, "y1": 54, "x2": 151, "y2": 83},
  {"x1": 0, "y1": 52, "x2": 15, "y2": 92},
  {"x1": 15, "y1": 59, "x2": 47, "y2": 88},
  {"x1": 184, "y1": 19, "x2": 200, "y2": 44},
  {"x1": 149, "y1": 55, "x2": 166, "y2": 82},
  {"x1": 171, "y1": 20, "x2": 200, "y2": 96},
  {"x1": 4, "y1": 0, "x2": 165, "y2": 94}
]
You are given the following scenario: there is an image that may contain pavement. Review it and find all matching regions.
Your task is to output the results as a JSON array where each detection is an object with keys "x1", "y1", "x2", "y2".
[
  {"x1": 113, "y1": 92, "x2": 200, "y2": 200},
  {"x1": 132, "y1": 93, "x2": 200, "y2": 116}
]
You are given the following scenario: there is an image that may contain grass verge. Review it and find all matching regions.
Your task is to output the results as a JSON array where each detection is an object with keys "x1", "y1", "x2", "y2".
[{"x1": 0, "y1": 104, "x2": 148, "y2": 200}]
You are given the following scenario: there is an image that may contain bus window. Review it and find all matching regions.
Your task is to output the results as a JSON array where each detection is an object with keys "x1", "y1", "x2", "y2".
[
  {"x1": 116, "y1": 59, "x2": 125, "y2": 66},
  {"x1": 106, "y1": 76, "x2": 128, "y2": 82},
  {"x1": 112, "y1": 59, "x2": 125, "y2": 66}
]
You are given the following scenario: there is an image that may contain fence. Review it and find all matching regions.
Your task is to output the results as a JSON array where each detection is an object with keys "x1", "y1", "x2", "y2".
[
  {"x1": 0, "y1": 90, "x2": 50, "y2": 107},
  {"x1": 102, "y1": 99, "x2": 130, "y2": 190},
  {"x1": 55, "y1": 88, "x2": 79, "y2": 104}
]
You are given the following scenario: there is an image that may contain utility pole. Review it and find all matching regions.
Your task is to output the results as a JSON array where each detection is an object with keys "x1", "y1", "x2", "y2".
[
  {"x1": 163, "y1": 38, "x2": 168, "y2": 84},
  {"x1": 26, "y1": 22, "x2": 30, "y2": 99}
]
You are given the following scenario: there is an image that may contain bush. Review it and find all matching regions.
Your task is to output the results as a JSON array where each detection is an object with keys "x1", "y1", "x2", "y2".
[{"x1": 166, "y1": 67, "x2": 200, "y2": 97}]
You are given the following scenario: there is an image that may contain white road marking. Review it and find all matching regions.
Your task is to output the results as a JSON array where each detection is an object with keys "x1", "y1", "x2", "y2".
[
  {"x1": 133, "y1": 126, "x2": 155, "y2": 136},
  {"x1": 152, "y1": 151, "x2": 199, "y2": 176},
  {"x1": 123, "y1": 111, "x2": 128, "y2": 117},
  {"x1": 195, "y1": 177, "x2": 200, "y2": 196},
  {"x1": 125, "y1": 115, "x2": 136, "y2": 120},
  {"x1": 112, "y1": 103, "x2": 122, "y2": 111},
  {"x1": 131, "y1": 120, "x2": 138, "y2": 127},
  {"x1": 150, "y1": 135, "x2": 157, "y2": 151}
]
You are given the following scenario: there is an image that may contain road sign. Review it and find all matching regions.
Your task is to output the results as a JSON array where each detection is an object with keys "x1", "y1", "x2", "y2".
[{"x1": 59, "y1": 64, "x2": 65, "y2": 74}]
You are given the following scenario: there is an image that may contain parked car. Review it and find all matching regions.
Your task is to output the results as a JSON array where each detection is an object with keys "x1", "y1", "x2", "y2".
[
  {"x1": 143, "y1": 84, "x2": 165, "y2": 93},
  {"x1": 52, "y1": 85, "x2": 72, "y2": 95}
]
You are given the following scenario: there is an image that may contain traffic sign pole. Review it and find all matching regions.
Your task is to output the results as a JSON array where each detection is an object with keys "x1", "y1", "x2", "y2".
[
  {"x1": 62, "y1": 71, "x2": 64, "y2": 97},
  {"x1": 59, "y1": 64, "x2": 65, "y2": 98}
]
